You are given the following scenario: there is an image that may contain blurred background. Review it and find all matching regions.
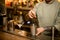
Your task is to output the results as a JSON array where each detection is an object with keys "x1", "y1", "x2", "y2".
[{"x1": 0, "y1": 0, "x2": 60, "y2": 40}]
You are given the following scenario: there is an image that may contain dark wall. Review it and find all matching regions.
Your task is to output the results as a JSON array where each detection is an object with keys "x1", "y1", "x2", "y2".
[
  {"x1": 0, "y1": 0, "x2": 5, "y2": 4},
  {"x1": 0, "y1": 0, "x2": 5, "y2": 26}
]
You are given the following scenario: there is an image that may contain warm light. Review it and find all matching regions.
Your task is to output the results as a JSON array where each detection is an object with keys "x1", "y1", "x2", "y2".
[
  {"x1": 58, "y1": 0, "x2": 60, "y2": 2},
  {"x1": 5, "y1": 0, "x2": 13, "y2": 6},
  {"x1": 5, "y1": 0, "x2": 13, "y2": 2},
  {"x1": 37, "y1": 0, "x2": 40, "y2": 2},
  {"x1": 19, "y1": 0, "x2": 23, "y2": 3},
  {"x1": 5, "y1": 0, "x2": 13, "y2": 4},
  {"x1": 23, "y1": 0, "x2": 27, "y2": 2}
]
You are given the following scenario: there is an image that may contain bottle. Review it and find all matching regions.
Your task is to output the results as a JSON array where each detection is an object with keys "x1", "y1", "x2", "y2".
[
  {"x1": 30, "y1": 23, "x2": 37, "y2": 39},
  {"x1": 31, "y1": 23, "x2": 36, "y2": 36}
]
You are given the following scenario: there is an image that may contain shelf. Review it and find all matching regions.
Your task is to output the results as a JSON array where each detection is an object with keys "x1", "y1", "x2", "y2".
[
  {"x1": 17, "y1": 7, "x2": 32, "y2": 11},
  {"x1": 6, "y1": 6, "x2": 13, "y2": 9},
  {"x1": 6, "y1": 6, "x2": 31, "y2": 11}
]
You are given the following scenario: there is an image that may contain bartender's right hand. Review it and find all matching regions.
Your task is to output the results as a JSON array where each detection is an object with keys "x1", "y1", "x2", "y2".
[{"x1": 28, "y1": 10, "x2": 36, "y2": 18}]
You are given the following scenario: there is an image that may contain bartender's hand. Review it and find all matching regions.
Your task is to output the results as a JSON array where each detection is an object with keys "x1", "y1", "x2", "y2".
[
  {"x1": 28, "y1": 10, "x2": 36, "y2": 18},
  {"x1": 36, "y1": 27, "x2": 45, "y2": 36}
]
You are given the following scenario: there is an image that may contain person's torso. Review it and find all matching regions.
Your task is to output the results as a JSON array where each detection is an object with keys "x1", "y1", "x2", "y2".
[{"x1": 36, "y1": 2, "x2": 60, "y2": 27}]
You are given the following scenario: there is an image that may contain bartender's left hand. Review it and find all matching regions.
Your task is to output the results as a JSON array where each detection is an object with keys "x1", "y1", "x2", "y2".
[{"x1": 36, "y1": 27, "x2": 45, "y2": 36}]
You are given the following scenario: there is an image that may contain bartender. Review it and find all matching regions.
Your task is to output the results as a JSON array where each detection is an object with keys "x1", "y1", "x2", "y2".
[{"x1": 28, "y1": 0, "x2": 60, "y2": 40}]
